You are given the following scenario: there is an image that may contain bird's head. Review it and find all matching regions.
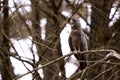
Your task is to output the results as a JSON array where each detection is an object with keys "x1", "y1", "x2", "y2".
[{"x1": 70, "y1": 17, "x2": 81, "y2": 30}]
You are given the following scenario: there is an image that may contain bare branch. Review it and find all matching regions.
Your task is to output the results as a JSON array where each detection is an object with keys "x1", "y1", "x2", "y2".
[{"x1": 14, "y1": 49, "x2": 120, "y2": 79}]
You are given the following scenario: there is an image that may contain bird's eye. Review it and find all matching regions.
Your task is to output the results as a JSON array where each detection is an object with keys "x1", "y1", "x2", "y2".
[{"x1": 71, "y1": 23, "x2": 74, "y2": 27}]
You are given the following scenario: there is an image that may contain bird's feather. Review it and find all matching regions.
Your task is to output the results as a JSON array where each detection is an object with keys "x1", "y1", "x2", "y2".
[
  {"x1": 68, "y1": 37, "x2": 74, "y2": 52},
  {"x1": 68, "y1": 18, "x2": 88, "y2": 70}
]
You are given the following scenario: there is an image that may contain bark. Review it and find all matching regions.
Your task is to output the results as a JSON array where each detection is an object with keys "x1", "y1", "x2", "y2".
[
  {"x1": 0, "y1": 0, "x2": 16, "y2": 80},
  {"x1": 31, "y1": 0, "x2": 42, "y2": 80},
  {"x1": 39, "y1": 1, "x2": 66, "y2": 80},
  {"x1": 109, "y1": 18, "x2": 120, "y2": 80},
  {"x1": 30, "y1": 0, "x2": 66, "y2": 80},
  {"x1": 42, "y1": 18, "x2": 66, "y2": 80},
  {"x1": 87, "y1": 0, "x2": 115, "y2": 80}
]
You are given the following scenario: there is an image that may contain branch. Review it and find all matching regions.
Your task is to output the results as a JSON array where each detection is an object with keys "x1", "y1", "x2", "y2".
[
  {"x1": 110, "y1": 3, "x2": 120, "y2": 22},
  {"x1": 92, "y1": 65, "x2": 117, "y2": 80},
  {"x1": 67, "y1": 49, "x2": 120, "y2": 80},
  {"x1": 57, "y1": 0, "x2": 63, "y2": 10},
  {"x1": 14, "y1": 49, "x2": 120, "y2": 79},
  {"x1": 68, "y1": 57, "x2": 107, "y2": 80}
]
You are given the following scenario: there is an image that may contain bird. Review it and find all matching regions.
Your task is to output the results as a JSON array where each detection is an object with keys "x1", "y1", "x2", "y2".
[{"x1": 68, "y1": 17, "x2": 88, "y2": 70}]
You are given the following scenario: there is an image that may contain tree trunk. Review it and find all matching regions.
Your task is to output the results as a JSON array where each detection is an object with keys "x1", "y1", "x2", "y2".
[
  {"x1": 39, "y1": 0, "x2": 66, "y2": 79},
  {"x1": 42, "y1": 15, "x2": 66, "y2": 80},
  {"x1": 87, "y1": 0, "x2": 115, "y2": 80},
  {"x1": 31, "y1": 0, "x2": 42, "y2": 80},
  {"x1": 0, "y1": 0, "x2": 16, "y2": 80}
]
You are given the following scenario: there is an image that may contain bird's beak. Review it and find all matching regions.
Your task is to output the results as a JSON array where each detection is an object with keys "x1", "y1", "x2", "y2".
[
  {"x1": 70, "y1": 23, "x2": 74, "y2": 28},
  {"x1": 70, "y1": 19, "x2": 74, "y2": 27}
]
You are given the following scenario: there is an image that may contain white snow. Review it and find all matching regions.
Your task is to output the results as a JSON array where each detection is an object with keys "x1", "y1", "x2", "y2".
[
  {"x1": 10, "y1": 24, "x2": 79, "y2": 80},
  {"x1": 6, "y1": 1, "x2": 120, "y2": 80}
]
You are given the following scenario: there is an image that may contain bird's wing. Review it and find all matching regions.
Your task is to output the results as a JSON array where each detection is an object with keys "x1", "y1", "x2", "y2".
[
  {"x1": 68, "y1": 36, "x2": 74, "y2": 52},
  {"x1": 81, "y1": 30, "x2": 88, "y2": 51}
]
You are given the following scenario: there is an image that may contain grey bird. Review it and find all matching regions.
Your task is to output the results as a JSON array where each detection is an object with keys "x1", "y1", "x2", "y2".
[{"x1": 69, "y1": 17, "x2": 88, "y2": 70}]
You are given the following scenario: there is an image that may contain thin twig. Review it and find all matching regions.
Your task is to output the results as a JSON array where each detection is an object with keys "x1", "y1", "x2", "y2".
[{"x1": 14, "y1": 49, "x2": 120, "y2": 80}]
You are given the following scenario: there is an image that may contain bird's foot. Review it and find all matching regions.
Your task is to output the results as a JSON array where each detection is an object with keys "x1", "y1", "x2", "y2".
[
  {"x1": 78, "y1": 50, "x2": 81, "y2": 53},
  {"x1": 73, "y1": 50, "x2": 78, "y2": 53}
]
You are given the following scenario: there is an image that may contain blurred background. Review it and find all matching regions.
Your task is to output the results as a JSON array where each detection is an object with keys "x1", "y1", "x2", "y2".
[{"x1": 0, "y1": 0, "x2": 120, "y2": 80}]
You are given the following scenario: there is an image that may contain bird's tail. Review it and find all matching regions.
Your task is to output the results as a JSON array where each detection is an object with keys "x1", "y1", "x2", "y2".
[
  {"x1": 75, "y1": 52, "x2": 87, "y2": 70},
  {"x1": 79, "y1": 53, "x2": 87, "y2": 70}
]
